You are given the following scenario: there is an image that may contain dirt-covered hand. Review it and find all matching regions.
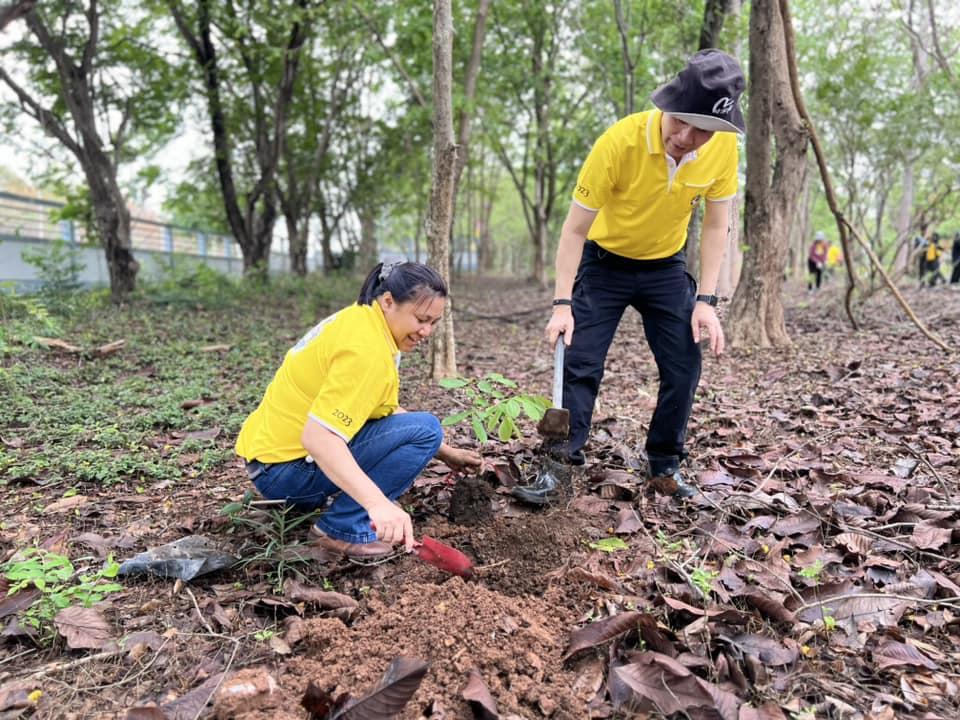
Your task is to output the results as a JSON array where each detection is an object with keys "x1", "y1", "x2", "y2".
[
  {"x1": 441, "y1": 446, "x2": 482, "y2": 473},
  {"x1": 691, "y1": 302, "x2": 725, "y2": 357},
  {"x1": 368, "y1": 501, "x2": 414, "y2": 551}
]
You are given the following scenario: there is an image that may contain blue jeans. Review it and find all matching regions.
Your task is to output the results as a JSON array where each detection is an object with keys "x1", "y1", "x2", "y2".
[
  {"x1": 564, "y1": 242, "x2": 701, "y2": 477},
  {"x1": 249, "y1": 412, "x2": 443, "y2": 544}
]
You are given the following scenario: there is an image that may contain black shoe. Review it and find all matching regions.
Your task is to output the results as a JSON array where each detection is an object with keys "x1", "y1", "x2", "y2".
[
  {"x1": 649, "y1": 471, "x2": 698, "y2": 499},
  {"x1": 567, "y1": 449, "x2": 585, "y2": 466},
  {"x1": 512, "y1": 458, "x2": 570, "y2": 505}
]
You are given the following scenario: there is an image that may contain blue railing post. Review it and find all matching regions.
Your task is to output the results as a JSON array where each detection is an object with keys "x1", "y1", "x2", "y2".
[
  {"x1": 163, "y1": 226, "x2": 174, "y2": 267},
  {"x1": 197, "y1": 231, "x2": 207, "y2": 260}
]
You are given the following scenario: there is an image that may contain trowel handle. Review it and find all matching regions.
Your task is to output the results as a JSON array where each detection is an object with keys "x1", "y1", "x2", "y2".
[{"x1": 553, "y1": 336, "x2": 565, "y2": 408}]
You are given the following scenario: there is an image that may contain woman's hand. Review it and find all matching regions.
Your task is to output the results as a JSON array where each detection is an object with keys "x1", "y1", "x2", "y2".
[
  {"x1": 437, "y1": 445, "x2": 482, "y2": 474},
  {"x1": 367, "y1": 500, "x2": 415, "y2": 551}
]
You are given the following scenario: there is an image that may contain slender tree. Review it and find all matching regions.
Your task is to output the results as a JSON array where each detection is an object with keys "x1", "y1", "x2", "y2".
[
  {"x1": 0, "y1": 1, "x2": 183, "y2": 301},
  {"x1": 427, "y1": 0, "x2": 458, "y2": 378},
  {"x1": 725, "y1": 0, "x2": 809, "y2": 348},
  {"x1": 167, "y1": 0, "x2": 313, "y2": 280}
]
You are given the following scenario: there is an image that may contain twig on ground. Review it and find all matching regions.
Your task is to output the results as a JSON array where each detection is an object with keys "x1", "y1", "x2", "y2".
[
  {"x1": 898, "y1": 440, "x2": 954, "y2": 502},
  {"x1": 794, "y1": 593, "x2": 960, "y2": 615}
]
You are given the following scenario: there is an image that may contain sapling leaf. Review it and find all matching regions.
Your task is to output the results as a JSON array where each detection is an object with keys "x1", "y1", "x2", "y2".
[
  {"x1": 504, "y1": 398, "x2": 520, "y2": 418},
  {"x1": 589, "y1": 537, "x2": 630, "y2": 553},
  {"x1": 441, "y1": 410, "x2": 471, "y2": 427},
  {"x1": 471, "y1": 417, "x2": 488, "y2": 445},
  {"x1": 438, "y1": 377, "x2": 470, "y2": 389}
]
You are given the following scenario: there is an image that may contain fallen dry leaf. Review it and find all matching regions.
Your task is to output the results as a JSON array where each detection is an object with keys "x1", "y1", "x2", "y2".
[{"x1": 54, "y1": 605, "x2": 115, "y2": 649}]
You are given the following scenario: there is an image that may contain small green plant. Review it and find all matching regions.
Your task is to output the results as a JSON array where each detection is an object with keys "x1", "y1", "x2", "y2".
[
  {"x1": 822, "y1": 612, "x2": 837, "y2": 632},
  {"x1": 2, "y1": 548, "x2": 122, "y2": 643},
  {"x1": 439, "y1": 373, "x2": 550, "y2": 443},
  {"x1": 587, "y1": 537, "x2": 629, "y2": 553},
  {"x1": 799, "y1": 559, "x2": 825, "y2": 582},
  {"x1": 690, "y1": 566, "x2": 719, "y2": 597},
  {"x1": 224, "y1": 493, "x2": 316, "y2": 592},
  {"x1": 655, "y1": 529, "x2": 684, "y2": 555},
  {"x1": 21, "y1": 239, "x2": 85, "y2": 297},
  {"x1": 253, "y1": 628, "x2": 275, "y2": 642}
]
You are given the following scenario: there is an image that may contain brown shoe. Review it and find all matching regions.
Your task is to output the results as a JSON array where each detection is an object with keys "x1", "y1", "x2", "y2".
[{"x1": 309, "y1": 527, "x2": 397, "y2": 560}]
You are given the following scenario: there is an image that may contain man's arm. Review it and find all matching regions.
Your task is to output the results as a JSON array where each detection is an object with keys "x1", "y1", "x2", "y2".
[
  {"x1": 691, "y1": 199, "x2": 730, "y2": 356},
  {"x1": 546, "y1": 202, "x2": 598, "y2": 345},
  {"x1": 698, "y1": 199, "x2": 730, "y2": 295}
]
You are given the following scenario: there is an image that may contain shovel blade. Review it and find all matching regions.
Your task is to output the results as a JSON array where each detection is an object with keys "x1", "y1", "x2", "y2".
[
  {"x1": 537, "y1": 407, "x2": 570, "y2": 440},
  {"x1": 415, "y1": 536, "x2": 474, "y2": 578}
]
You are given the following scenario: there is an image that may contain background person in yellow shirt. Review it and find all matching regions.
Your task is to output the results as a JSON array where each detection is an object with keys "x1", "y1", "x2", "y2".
[
  {"x1": 534, "y1": 49, "x2": 744, "y2": 502},
  {"x1": 236, "y1": 262, "x2": 481, "y2": 560}
]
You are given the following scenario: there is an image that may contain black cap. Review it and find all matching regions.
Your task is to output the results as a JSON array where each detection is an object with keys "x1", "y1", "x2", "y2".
[{"x1": 651, "y1": 49, "x2": 746, "y2": 134}]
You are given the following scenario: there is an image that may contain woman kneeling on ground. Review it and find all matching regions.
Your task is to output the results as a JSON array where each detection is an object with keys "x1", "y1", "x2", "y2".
[{"x1": 235, "y1": 262, "x2": 482, "y2": 560}]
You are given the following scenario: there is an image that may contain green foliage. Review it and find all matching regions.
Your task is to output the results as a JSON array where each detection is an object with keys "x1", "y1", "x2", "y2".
[
  {"x1": 690, "y1": 566, "x2": 719, "y2": 597},
  {"x1": 20, "y1": 239, "x2": 86, "y2": 307},
  {"x1": 439, "y1": 373, "x2": 550, "y2": 444},
  {"x1": 2, "y1": 548, "x2": 123, "y2": 643},
  {"x1": 224, "y1": 494, "x2": 318, "y2": 593},
  {"x1": 587, "y1": 537, "x2": 629, "y2": 553},
  {"x1": 798, "y1": 559, "x2": 825, "y2": 582},
  {"x1": 0, "y1": 286, "x2": 63, "y2": 357}
]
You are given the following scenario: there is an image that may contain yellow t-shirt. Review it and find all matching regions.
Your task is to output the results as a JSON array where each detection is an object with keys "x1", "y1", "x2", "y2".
[
  {"x1": 572, "y1": 109, "x2": 739, "y2": 259},
  {"x1": 235, "y1": 302, "x2": 400, "y2": 463},
  {"x1": 826, "y1": 245, "x2": 842, "y2": 268},
  {"x1": 926, "y1": 242, "x2": 941, "y2": 262}
]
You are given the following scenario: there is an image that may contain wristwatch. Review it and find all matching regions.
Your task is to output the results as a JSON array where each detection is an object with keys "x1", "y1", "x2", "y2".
[{"x1": 695, "y1": 294, "x2": 719, "y2": 307}]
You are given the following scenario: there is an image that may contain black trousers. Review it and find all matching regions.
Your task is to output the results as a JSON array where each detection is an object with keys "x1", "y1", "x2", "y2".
[{"x1": 564, "y1": 241, "x2": 701, "y2": 476}]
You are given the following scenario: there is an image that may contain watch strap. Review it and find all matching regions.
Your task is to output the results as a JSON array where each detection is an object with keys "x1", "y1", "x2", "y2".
[{"x1": 696, "y1": 294, "x2": 719, "y2": 306}]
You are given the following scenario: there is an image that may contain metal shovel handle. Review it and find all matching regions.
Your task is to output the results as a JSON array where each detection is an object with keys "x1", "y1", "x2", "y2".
[{"x1": 553, "y1": 336, "x2": 565, "y2": 408}]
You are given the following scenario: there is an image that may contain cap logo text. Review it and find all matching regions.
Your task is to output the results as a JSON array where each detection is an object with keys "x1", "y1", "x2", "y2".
[{"x1": 712, "y1": 97, "x2": 735, "y2": 115}]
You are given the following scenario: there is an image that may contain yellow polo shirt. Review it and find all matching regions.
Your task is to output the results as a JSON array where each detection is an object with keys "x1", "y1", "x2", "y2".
[
  {"x1": 235, "y1": 302, "x2": 400, "y2": 463},
  {"x1": 572, "y1": 109, "x2": 739, "y2": 260}
]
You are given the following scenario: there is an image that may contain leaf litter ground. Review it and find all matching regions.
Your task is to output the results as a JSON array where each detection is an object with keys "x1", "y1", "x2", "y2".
[{"x1": 1, "y1": 279, "x2": 958, "y2": 719}]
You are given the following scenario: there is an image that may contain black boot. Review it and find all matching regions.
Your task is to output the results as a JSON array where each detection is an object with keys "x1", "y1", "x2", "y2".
[
  {"x1": 649, "y1": 471, "x2": 698, "y2": 499},
  {"x1": 511, "y1": 457, "x2": 571, "y2": 506}
]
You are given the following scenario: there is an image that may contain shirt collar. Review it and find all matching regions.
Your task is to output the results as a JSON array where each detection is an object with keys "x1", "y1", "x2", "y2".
[{"x1": 370, "y1": 301, "x2": 400, "y2": 355}]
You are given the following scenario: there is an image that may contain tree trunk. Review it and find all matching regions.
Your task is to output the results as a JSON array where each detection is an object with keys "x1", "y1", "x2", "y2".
[
  {"x1": 285, "y1": 214, "x2": 309, "y2": 276},
  {"x1": 0, "y1": 0, "x2": 35, "y2": 30},
  {"x1": 9, "y1": 10, "x2": 141, "y2": 301},
  {"x1": 726, "y1": 0, "x2": 808, "y2": 348},
  {"x1": 358, "y1": 208, "x2": 378, "y2": 271},
  {"x1": 87, "y1": 167, "x2": 138, "y2": 301},
  {"x1": 699, "y1": 0, "x2": 731, "y2": 49},
  {"x1": 427, "y1": 0, "x2": 458, "y2": 379}
]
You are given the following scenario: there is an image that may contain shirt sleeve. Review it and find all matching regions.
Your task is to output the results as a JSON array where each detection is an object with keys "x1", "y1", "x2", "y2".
[
  {"x1": 706, "y1": 137, "x2": 739, "y2": 201},
  {"x1": 572, "y1": 128, "x2": 621, "y2": 210},
  {"x1": 307, "y1": 342, "x2": 390, "y2": 442}
]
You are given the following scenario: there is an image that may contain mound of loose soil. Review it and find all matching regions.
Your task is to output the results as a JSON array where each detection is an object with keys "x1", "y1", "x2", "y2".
[{"x1": 214, "y1": 580, "x2": 586, "y2": 719}]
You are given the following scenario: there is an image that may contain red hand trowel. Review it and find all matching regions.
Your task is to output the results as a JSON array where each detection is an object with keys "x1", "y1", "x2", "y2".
[
  {"x1": 414, "y1": 536, "x2": 474, "y2": 579},
  {"x1": 370, "y1": 522, "x2": 474, "y2": 578}
]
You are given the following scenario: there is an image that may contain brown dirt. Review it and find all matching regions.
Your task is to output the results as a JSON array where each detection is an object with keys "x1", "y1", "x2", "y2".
[{"x1": 3, "y1": 278, "x2": 960, "y2": 719}]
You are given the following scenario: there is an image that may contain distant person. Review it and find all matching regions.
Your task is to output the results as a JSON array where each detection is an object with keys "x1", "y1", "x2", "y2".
[
  {"x1": 520, "y1": 49, "x2": 746, "y2": 504},
  {"x1": 807, "y1": 231, "x2": 828, "y2": 291},
  {"x1": 235, "y1": 262, "x2": 481, "y2": 560},
  {"x1": 825, "y1": 242, "x2": 843, "y2": 281},
  {"x1": 924, "y1": 232, "x2": 944, "y2": 287},
  {"x1": 951, "y1": 232, "x2": 960, "y2": 285},
  {"x1": 914, "y1": 229, "x2": 929, "y2": 280}
]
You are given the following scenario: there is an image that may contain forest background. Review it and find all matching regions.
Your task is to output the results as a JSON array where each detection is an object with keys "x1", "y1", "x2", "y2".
[{"x1": 2, "y1": 0, "x2": 959, "y2": 348}]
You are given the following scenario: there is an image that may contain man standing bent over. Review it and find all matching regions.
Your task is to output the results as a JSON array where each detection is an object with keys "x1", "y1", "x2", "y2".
[{"x1": 546, "y1": 49, "x2": 744, "y2": 499}]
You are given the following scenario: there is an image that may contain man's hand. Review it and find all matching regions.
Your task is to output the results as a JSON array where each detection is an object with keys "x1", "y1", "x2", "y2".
[
  {"x1": 691, "y1": 302, "x2": 725, "y2": 357},
  {"x1": 546, "y1": 306, "x2": 575, "y2": 346},
  {"x1": 438, "y1": 445, "x2": 483, "y2": 474},
  {"x1": 367, "y1": 500, "x2": 415, "y2": 551}
]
